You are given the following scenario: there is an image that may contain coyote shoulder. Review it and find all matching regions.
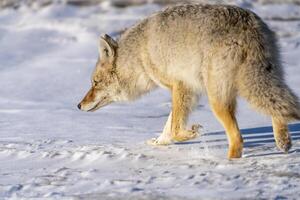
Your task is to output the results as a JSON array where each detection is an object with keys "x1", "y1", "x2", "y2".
[{"x1": 78, "y1": 4, "x2": 300, "y2": 159}]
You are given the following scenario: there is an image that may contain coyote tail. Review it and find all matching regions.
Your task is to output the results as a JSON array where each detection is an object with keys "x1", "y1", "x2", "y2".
[{"x1": 239, "y1": 61, "x2": 300, "y2": 122}]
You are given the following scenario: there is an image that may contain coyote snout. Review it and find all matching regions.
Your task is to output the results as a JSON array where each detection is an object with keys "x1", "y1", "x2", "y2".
[{"x1": 78, "y1": 87, "x2": 110, "y2": 112}]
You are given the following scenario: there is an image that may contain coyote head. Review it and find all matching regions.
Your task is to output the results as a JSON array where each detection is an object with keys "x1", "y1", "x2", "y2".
[{"x1": 78, "y1": 34, "x2": 123, "y2": 112}]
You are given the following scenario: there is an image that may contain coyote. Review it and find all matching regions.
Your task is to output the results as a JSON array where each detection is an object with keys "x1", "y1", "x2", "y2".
[{"x1": 78, "y1": 4, "x2": 300, "y2": 159}]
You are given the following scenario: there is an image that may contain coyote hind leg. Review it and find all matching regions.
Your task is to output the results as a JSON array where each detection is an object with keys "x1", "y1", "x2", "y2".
[
  {"x1": 272, "y1": 118, "x2": 292, "y2": 153},
  {"x1": 209, "y1": 98, "x2": 243, "y2": 159}
]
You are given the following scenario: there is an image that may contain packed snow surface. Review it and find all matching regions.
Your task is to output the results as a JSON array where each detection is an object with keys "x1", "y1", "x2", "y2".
[{"x1": 0, "y1": 1, "x2": 300, "y2": 199}]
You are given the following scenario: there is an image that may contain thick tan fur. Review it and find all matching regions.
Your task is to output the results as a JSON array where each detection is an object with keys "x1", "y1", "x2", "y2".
[{"x1": 78, "y1": 4, "x2": 300, "y2": 159}]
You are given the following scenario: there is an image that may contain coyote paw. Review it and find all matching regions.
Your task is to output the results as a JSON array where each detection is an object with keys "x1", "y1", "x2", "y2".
[
  {"x1": 146, "y1": 135, "x2": 172, "y2": 146},
  {"x1": 192, "y1": 124, "x2": 202, "y2": 133},
  {"x1": 173, "y1": 132, "x2": 199, "y2": 142},
  {"x1": 172, "y1": 124, "x2": 201, "y2": 142},
  {"x1": 276, "y1": 135, "x2": 292, "y2": 153},
  {"x1": 228, "y1": 144, "x2": 243, "y2": 159}
]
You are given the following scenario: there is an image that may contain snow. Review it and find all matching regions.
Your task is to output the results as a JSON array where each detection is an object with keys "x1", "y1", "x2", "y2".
[{"x1": 0, "y1": 1, "x2": 300, "y2": 199}]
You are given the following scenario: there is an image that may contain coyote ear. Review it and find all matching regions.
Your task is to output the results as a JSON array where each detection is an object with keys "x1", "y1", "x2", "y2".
[{"x1": 99, "y1": 34, "x2": 118, "y2": 63}]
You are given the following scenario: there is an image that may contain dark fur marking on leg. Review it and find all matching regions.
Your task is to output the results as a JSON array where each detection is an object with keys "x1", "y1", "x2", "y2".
[
  {"x1": 266, "y1": 64, "x2": 273, "y2": 72},
  {"x1": 270, "y1": 98, "x2": 276, "y2": 104}
]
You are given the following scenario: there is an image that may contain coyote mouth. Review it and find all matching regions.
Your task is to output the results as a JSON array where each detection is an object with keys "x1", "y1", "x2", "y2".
[
  {"x1": 87, "y1": 97, "x2": 109, "y2": 112},
  {"x1": 87, "y1": 101, "x2": 102, "y2": 112}
]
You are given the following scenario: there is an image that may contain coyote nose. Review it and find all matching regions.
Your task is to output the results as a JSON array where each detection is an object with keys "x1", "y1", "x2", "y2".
[{"x1": 77, "y1": 103, "x2": 81, "y2": 110}]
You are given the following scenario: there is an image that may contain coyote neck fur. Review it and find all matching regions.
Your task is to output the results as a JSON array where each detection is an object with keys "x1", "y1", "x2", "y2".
[{"x1": 115, "y1": 20, "x2": 158, "y2": 101}]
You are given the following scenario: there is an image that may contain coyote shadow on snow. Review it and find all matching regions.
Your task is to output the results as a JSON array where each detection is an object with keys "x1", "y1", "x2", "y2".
[{"x1": 177, "y1": 123, "x2": 300, "y2": 156}]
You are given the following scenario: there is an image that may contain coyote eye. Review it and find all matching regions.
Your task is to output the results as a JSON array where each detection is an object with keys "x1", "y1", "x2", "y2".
[
  {"x1": 93, "y1": 79, "x2": 103, "y2": 87},
  {"x1": 92, "y1": 80, "x2": 98, "y2": 86}
]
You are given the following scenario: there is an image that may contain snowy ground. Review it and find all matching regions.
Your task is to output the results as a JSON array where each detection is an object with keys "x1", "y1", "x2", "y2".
[{"x1": 1, "y1": 1, "x2": 300, "y2": 199}]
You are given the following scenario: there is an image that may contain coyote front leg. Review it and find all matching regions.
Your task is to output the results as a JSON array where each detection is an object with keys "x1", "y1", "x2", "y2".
[
  {"x1": 147, "y1": 112, "x2": 173, "y2": 145},
  {"x1": 171, "y1": 82, "x2": 200, "y2": 142},
  {"x1": 147, "y1": 81, "x2": 200, "y2": 145}
]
